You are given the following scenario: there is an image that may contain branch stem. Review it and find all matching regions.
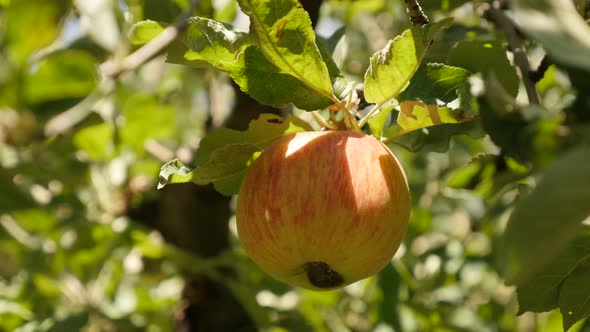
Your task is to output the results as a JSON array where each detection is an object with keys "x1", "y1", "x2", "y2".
[
  {"x1": 311, "y1": 111, "x2": 337, "y2": 130},
  {"x1": 100, "y1": 0, "x2": 199, "y2": 79},
  {"x1": 404, "y1": 0, "x2": 429, "y2": 26},
  {"x1": 483, "y1": 2, "x2": 540, "y2": 105}
]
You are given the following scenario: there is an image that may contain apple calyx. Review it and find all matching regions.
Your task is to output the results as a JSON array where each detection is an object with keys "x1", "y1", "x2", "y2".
[{"x1": 303, "y1": 261, "x2": 344, "y2": 289}]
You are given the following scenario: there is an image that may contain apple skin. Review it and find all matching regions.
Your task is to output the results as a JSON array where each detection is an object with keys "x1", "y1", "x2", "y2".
[{"x1": 236, "y1": 130, "x2": 410, "y2": 290}]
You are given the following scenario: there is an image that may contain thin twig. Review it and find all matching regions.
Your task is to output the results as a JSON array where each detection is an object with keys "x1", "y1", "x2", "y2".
[
  {"x1": 100, "y1": 0, "x2": 199, "y2": 79},
  {"x1": 482, "y1": 2, "x2": 540, "y2": 105},
  {"x1": 358, "y1": 102, "x2": 383, "y2": 128},
  {"x1": 311, "y1": 111, "x2": 338, "y2": 130},
  {"x1": 404, "y1": 0, "x2": 429, "y2": 26},
  {"x1": 529, "y1": 55, "x2": 552, "y2": 83},
  {"x1": 341, "y1": 86, "x2": 362, "y2": 132},
  {"x1": 44, "y1": 93, "x2": 99, "y2": 137}
]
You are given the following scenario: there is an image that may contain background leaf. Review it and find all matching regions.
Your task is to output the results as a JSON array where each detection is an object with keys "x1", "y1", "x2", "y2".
[
  {"x1": 24, "y1": 51, "x2": 98, "y2": 104},
  {"x1": 385, "y1": 120, "x2": 484, "y2": 152},
  {"x1": 72, "y1": 124, "x2": 114, "y2": 162},
  {"x1": 130, "y1": 20, "x2": 166, "y2": 46},
  {"x1": 448, "y1": 40, "x2": 519, "y2": 97},
  {"x1": 4, "y1": 0, "x2": 69, "y2": 63},
  {"x1": 504, "y1": 145, "x2": 590, "y2": 285},
  {"x1": 513, "y1": 0, "x2": 590, "y2": 73},
  {"x1": 516, "y1": 233, "x2": 590, "y2": 314},
  {"x1": 559, "y1": 259, "x2": 590, "y2": 331},
  {"x1": 120, "y1": 94, "x2": 176, "y2": 154},
  {"x1": 480, "y1": 78, "x2": 561, "y2": 163},
  {"x1": 3, "y1": 1, "x2": 590, "y2": 330},
  {"x1": 399, "y1": 63, "x2": 471, "y2": 105}
]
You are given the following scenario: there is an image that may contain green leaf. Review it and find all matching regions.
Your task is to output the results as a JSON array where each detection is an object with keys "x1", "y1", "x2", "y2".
[
  {"x1": 47, "y1": 312, "x2": 89, "y2": 332},
  {"x1": 195, "y1": 113, "x2": 311, "y2": 165},
  {"x1": 560, "y1": 260, "x2": 590, "y2": 331},
  {"x1": 24, "y1": 51, "x2": 98, "y2": 104},
  {"x1": 516, "y1": 234, "x2": 590, "y2": 314},
  {"x1": 379, "y1": 99, "x2": 478, "y2": 149},
  {"x1": 214, "y1": 0, "x2": 238, "y2": 23},
  {"x1": 364, "y1": 19, "x2": 452, "y2": 105},
  {"x1": 419, "y1": 0, "x2": 470, "y2": 11},
  {"x1": 364, "y1": 30, "x2": 420, "y2": 105},
  {"x1": 448, "y1": 40, "x2": 519, "y2": 97},
  {"x1": 504, "y1": 145, "x2": 590, "y2": 285},
  {"x1": 368, "y1": 105, "x2": 394, "y2": 140},
  {"x1": 175, "y1": 17, "x2": 251, "y2": 71},
  {"x1": 480, "y1": 78, "x2": 561, "y2": 163},
  {"x1": 397, "y1": 101, "x2": 471, "y2": 132},
  {"x1": 129, "y1": 20, "x2": 166, "y2": 45},
  {"x1": 513, "y1": 0, "x2": 590, "y2": 73},
  {"x1": 421, "y1": 17, "x2": 455, "y2": 41},
  {"x1": 143, "y1": 0, "x2": 184, "y2": 22},
  {"x1": 4, "y1": 0, "x2": 69, "y2": 63},
  {"x1": 120, "y1": 94, "x2": 175, "y2": 153},
  {"x1": 12, "y1": 209, "x2": 57, "y2": 232},
  {"x1": 158, "y1": 144, "x2": 260, "y2": 195},
  {"x1": 513, "y1": 0, "x2": 590, "y2": 123},
  {"x1": 458, "y1": 81, "x2": 479, "y2": 117},
  {"x1": 377, "y1": 264, "x2": 402, "y2": 331},
  {"x1": 167, "y1": 18, "x2": 333, "y2": 110},
  {"x1": 0, "y1": 171, "x2": 36, "y2": 213},
  {"x1": 72, "y1": 123, "x2": 114, "y2": 162},
  {"x1": 229, "y1": 47, "x2": 333, "y2": 110},
  {"x1": 446, "y1": 155, "x2": 529, "y2": 197},
  {"x1": 385, "y1": 120, "x2": 484, "y2": 153},
  {"x1": 160, "y1": 113, "x2": 310, "y2": 195},
  {"x1": 236, "y1": 0, "x2": 333, "y2": 97},
  {"x1": 399, "y1": 63, "x2": 471, "y2": 104}
]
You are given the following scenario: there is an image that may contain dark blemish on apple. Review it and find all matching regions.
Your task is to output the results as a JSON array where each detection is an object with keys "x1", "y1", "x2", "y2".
[{"x1": 303, "y1": 261, "x2": 344, "y2": 289}]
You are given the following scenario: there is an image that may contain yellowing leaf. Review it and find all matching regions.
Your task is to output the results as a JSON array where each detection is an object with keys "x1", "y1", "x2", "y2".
[{"x1": 397, "y1": 101, "x2": 470, "y2": 131}]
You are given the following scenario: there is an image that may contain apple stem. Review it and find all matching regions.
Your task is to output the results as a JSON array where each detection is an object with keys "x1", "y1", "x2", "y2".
[
  {"x1": 311, "y1": 111, "x2": 338, "y2": 130},
  {"x1": 326, "y1": 87, "x2": 361, "y2": 132}
]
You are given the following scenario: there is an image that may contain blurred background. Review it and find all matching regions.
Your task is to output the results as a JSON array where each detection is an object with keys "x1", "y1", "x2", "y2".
[{"x1": 0, "y1": 0, "x2": 583, "y2": 331}]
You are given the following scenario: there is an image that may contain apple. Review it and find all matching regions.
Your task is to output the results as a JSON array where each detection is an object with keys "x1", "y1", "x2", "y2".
[{"x1": 236, "y1": 130, "x2": 411, "y2": 290}]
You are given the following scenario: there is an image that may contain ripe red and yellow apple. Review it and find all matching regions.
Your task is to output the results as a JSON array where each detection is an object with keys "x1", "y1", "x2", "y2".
[{"x1": 236, "y1": 130, "x2": 410, "y2": 290}]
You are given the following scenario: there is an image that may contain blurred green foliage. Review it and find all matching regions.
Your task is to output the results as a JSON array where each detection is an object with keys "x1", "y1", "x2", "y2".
[{"x1": 1, "y1": 0, "x2": 590, "y2": 331}]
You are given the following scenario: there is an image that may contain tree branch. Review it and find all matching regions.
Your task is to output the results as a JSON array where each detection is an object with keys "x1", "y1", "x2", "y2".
[
  {"x1": 482, "y1": 2, "x2": 541, "y2": 105},
  {"x1": 529, "y1": 55, "x2": 552, "y2": 83},
  {"x1": 100, "y1": 0, "x2": 199, "y2": 79},
  {"x1": 404, "y1": 0, "x2": 429, "y2": 26}
]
